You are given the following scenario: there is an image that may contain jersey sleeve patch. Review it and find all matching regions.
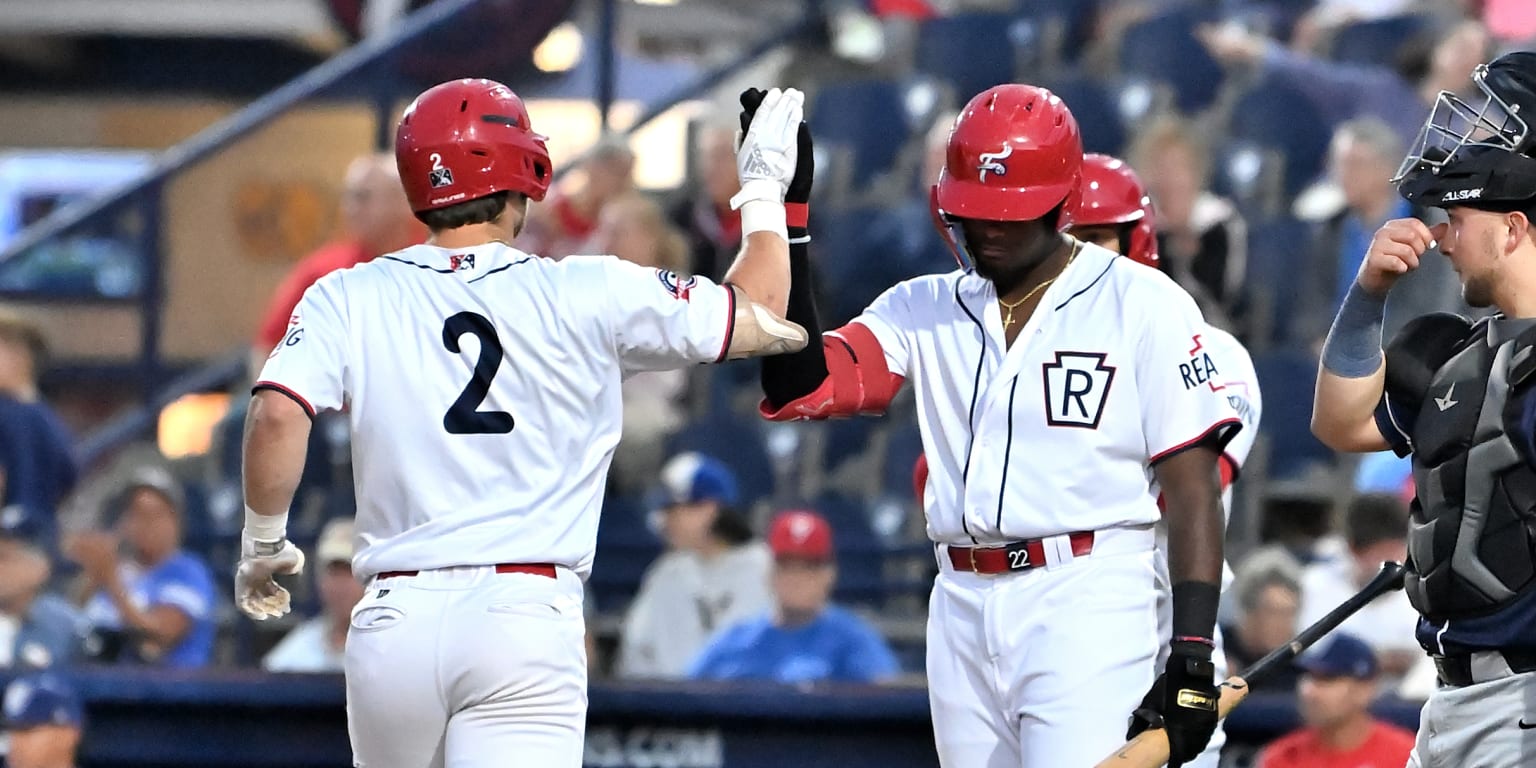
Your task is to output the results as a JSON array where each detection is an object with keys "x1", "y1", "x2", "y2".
[
  {"x1": 656, "y1": 269, "x2": 697, "y2": 301},
  {"x1": 1178, "y1": 334, "x2": 1224, "y2": 392}
]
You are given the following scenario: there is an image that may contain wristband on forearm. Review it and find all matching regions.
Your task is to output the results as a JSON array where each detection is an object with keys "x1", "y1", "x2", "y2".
[
  {"x1": 1321, "y1": 281, "x2": 1387, "y2": 378},
  {"x1": 1171, "y1": 581, "x2": 1220, "y2": 658},
  {"x1": 244, "y1": 506, "x2": 289, "y2": 555}
]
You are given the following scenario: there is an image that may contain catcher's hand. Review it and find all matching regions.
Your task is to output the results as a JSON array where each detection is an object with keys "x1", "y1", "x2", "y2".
[
  {"x1": 234, "y1": 533, "x2": 306, "y2": 620},
  {"x1": 730, "y1": 86, "x2": 803, "y2": 211}
]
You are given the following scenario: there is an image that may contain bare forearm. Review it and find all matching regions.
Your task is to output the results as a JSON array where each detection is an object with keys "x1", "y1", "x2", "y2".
[
  {"x1": 1313, "y1": 364, "x2": 1388, "y2": 443},
  {"x1": 1156, "y1": 446, "x2": 1225, "y2": 641},
  {"x1": 1162, "y1": 473, "x2": 1225, "y2": 586},
  {"x1": 241, "y1": 391, "x2": 312, "y2": 527},
  {"x1": 722, "y1": 229, "x2": 790, "y2": 316}
]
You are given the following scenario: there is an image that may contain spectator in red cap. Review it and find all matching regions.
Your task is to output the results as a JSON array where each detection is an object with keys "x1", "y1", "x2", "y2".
[{"x1": 687, "y1": 509, "x2": 898, "y2": 685}]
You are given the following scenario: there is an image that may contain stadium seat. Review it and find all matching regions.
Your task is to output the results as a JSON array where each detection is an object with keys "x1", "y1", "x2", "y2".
[
  {"x1": 814, "y1": 201, "x2": 953, "y2": 327},
  {"x1": 1211, "y1": 139, "x2": 1286, "y2": 221},
  {"x1": 882, "y1": 424, "x2": 925, "y2": 502},
  {"x1": 1119, "y1": 6, "x2": 1225, "y2": 113},
  {"x1": 1014, "y1": 0, "x2": 1098, "y2": 69},
  {"x1": 1328, "y1": 14, "x2": 1433, "y2": 68},
  {"x1": 914, "y1": 13, "x2": 1021, "y2": 101},
  {"x1": 809, "y1": 79, "x2": 912, "y2": 189},
  {"x1": 1043, "y1": 74, "x2": 1125, "y2": 156},
  {"x1": 589, "y1": 494, "x2": 664, "y2": 614},
  {"x1": 664, "y1": 410, "x2": 776, "y2": 505},
  {"x1": 823, "y1": 417, "x2": 880, "y2": 473},
  {"x1": 1251, "y1": 348, "x2": 1336, "y2": 480},
  {"x1": 1245, "y1": 215, "x2": 1314, "y2": 349},
  {"x1": 1228, "y1": 76, "x2": 1332, "y2": 198}
]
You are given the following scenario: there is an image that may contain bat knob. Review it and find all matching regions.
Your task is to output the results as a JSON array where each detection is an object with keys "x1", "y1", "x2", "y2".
[{"x1": 1380, "y1": 561, "x2": 1408, "y2": 590}]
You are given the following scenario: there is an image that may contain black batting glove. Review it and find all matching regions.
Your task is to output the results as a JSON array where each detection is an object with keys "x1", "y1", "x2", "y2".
[{"x1": 1127, "y1": 641, "x2": 1219, "y2": 768}]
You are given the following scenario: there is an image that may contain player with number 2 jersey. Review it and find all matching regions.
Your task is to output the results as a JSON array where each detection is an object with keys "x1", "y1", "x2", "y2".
[{"x1": 233, "y1": 79, "x2": 809, "y2": 768}]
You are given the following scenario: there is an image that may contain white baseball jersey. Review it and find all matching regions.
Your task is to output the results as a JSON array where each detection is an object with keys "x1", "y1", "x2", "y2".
[
  {"x1": 256, "y1": 242, "x2": 734, "y2": 580},
  {"x1": 1149, "y1": 323, "x2": 1261, "y2": 630},
  {"x1": 863, "y1": 242, "x2": 1241, "y2": 544},
  {"x1": 1150, "y1": 324, "x2": 1262, "y2": 517}
]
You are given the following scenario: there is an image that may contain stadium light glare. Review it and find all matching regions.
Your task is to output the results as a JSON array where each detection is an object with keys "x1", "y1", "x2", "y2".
[{"x1": 533, "y1": 21, "x2": 583, "y2": 73}]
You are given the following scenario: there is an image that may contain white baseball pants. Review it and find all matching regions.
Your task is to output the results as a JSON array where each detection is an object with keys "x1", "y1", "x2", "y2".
[
  {"x1": 926, "y1": 526, "x2": 1160, "y2": 767},
  {"x1": 1407, "y1": 666, "x2": 1536, "y2": 768},
  {"x1": 344, "y1": 565, "x2": 588, "y2": 768}
]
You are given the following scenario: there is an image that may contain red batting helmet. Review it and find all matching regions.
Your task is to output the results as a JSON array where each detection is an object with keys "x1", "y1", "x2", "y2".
[
  {"x1": 1075, "y1": 153, "x2": 1159, "y2": 268},
  {"x1": 932, "y1": 85, "x2": 1084, "y2": 227},
  {"x1": 395, "y1": 78, "x2": 552, "y2": 213}
]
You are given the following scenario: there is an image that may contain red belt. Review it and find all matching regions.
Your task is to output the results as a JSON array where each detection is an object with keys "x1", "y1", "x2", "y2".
[
  {"x1": 946, "y1": 532, "x2": 1095, "y2": 574},
  {"x1": 375, "y1": 563, "x2": 559, "y2": 580}
]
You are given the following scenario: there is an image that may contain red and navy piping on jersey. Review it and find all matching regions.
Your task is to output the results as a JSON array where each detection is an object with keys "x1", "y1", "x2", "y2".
[
  {"x1": 714, "y1": 282, "x2": 737, "y2": 363},
  {"x1": 378, "y1": 253, "x2": 533, "y2": 283},
  {"x1": 253, "y1": 381, "x2": 316, "y2": 419}
]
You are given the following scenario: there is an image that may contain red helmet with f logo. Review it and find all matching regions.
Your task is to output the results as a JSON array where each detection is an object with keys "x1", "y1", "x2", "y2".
[
  {"x1": 932, "y1": 84, "x2": 1083, "y2": 227},
  {"x1": 930, "y1": 85, "x2": 1083, "y2": 268}
]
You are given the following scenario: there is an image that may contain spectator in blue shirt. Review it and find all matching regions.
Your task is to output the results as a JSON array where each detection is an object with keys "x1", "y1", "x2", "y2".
[
  {"x1": 1298, "y1": 118, "x2": 1464, "y2": 349},
  {"x1": 0, "y1": 505, "x2": 88, "y2": 670},
  {"x1": 67, "y1": 466, "x2": 215, "y2": 668},
  {"x1": 689, "y1": 509, "x2": 899, "y2": 685}
]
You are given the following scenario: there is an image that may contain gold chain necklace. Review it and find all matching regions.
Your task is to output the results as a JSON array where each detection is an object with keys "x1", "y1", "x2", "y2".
[{"x1": 998, "y1": 241, "x2": 1080, "y2": 330}]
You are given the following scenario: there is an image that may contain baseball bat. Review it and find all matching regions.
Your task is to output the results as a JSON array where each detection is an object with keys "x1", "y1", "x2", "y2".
[{"x1": 1093, "y1": 560, "x2": 1408, "y2": 768}]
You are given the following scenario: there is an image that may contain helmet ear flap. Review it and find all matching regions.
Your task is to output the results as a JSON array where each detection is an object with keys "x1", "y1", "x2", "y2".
[{"x1": 930, "y1": 183, "x2": 968, "y2": 270}]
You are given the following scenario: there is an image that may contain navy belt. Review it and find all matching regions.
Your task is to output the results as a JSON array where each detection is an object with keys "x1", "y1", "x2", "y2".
[{"x1": 1433, "y1": 648, "x2": 1536, "y2": 687}]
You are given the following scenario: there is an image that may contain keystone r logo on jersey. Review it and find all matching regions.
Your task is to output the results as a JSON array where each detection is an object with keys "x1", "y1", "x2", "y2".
[
  {"x1": 1042, "y1": 351, "x2": 1116, "y2": 429},
  {"x1": 978, "y1": 144, "x2": 1012, "y2": 182},
  {"x1": 656, "y1": 269, "x2": 697, "y2": 301}
]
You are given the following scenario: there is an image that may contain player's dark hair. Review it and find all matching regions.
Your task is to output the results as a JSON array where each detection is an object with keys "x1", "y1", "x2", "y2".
[
  {"x1": 709, "y1": 506, "x2": 755, "y2": 547},
  {"x1": 1343, "y1": 493, "x2": 1409, "y2": 551},
  {"x1": 415, "y1": 191, "x2": 514, "y2": 230}
]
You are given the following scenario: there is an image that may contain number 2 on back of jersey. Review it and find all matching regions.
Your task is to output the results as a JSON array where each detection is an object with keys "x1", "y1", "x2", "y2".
[{"x1": 441, "y1": 311, "x2": 515, "y2": 434}]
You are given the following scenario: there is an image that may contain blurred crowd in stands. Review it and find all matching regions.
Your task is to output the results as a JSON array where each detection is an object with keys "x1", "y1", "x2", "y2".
[{"x1": 6, "y1": 0, "x2": 1536, "y2": 764}]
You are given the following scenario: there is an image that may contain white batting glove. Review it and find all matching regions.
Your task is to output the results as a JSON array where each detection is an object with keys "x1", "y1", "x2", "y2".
[
  {"x1": 235, "y1": 531, "x2": 306, "y2": 620},
  {"x1": 731, "y1": 87, "x2": 804, "y2": 214}
]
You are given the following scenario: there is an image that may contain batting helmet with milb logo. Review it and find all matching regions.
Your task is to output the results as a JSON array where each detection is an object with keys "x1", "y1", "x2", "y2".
[
  {"x1": 932, "y1": 84, "x2": 1084, "y2": 228},
  {"x1": 395, "y1": 78, "x2": 552, "y2": 213},
  {"x1": 1076, "y1": 153, "x2": 1159, "y2": 268}
]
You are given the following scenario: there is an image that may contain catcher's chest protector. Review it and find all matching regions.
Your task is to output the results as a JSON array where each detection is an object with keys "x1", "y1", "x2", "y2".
[{"x1": 1402, "y1": 319, "x2": 1536, "y2": 623}]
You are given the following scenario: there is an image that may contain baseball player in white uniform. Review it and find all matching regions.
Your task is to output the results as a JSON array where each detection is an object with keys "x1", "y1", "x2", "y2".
[
  {"x1": 1070, "y1": 152, "x2": 1264, "y2": 768},
  {"x1": 756, "y1": 84, "x2": 1241, "y2": 767},
  {"x1": 231, "y1": 78, "x2": 810, "y2": 768}
]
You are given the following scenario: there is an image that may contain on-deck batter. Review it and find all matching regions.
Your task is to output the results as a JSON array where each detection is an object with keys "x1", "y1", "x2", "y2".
[{"x1": 1069, "y1": 152, "x2": 1264, "y2": 768}]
